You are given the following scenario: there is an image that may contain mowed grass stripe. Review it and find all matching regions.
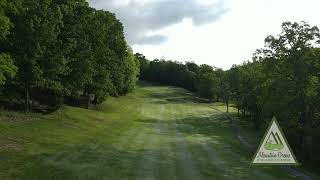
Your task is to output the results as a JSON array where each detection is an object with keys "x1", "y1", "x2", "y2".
[{"x1": 0, "y1": 83, "x2": 301, "y2": 179}]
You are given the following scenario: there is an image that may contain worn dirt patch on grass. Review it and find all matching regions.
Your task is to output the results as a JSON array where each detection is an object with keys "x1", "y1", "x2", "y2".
[
  {"x1": 0, "y1": 138, "x2": 24, "y2": 152},
  {"x1": 0, "y1": 111, "x2": 43, "y2": 122}
]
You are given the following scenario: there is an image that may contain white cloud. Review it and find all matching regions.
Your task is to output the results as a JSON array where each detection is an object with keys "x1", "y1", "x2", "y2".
[
  {"x1": 89, "y1": 0, "x2": 226, "y2": 45},
  {"x1": 90, "y1": 0, "x2": 320, "y2": 70}
]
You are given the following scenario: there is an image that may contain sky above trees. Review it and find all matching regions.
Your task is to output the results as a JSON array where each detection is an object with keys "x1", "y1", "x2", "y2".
[{"x1": 89, "y1": 0, "x2": 320, "y2": 69}]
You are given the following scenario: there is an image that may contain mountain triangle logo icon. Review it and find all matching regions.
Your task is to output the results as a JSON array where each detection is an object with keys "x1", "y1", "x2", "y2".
[{"x1": 251, "y1": 116, "x2": 298, "y2": 165}]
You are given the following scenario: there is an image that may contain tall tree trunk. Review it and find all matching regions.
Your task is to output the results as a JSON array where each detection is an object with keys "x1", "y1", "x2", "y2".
[
  {"x1": 25, "y1": 82, "x2": 30, "y2": 112},
  {"x1": 83, "y1": 90, "x2": 90, "y2": 109},
  {"x1": 253, "y1": 108, "x2": 261, "y2": 129},
  {"x1": 226, "y1": 98, "x2": 229, "y2": 113},
  {"x1": 301, "y1": 111, "x2": 312, "y2": 162},
  {"x1": 93, "y1": 94, "x2": 98, "y2": 105},
  {"x1": 86, "y1": 95, "x2": 90, "y2": 109}
]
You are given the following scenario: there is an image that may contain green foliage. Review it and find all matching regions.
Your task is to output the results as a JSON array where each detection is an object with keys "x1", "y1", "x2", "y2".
[
  {"x1": 135, "y1": 53, "x2": 149, "y2": 81},
  {"x1": 231, "y1": 21, "x2": 320, "y2": 165},
  {"x1": 137, "y1": 58, "x2": 223, "y2": 101},
  {"x1": 123, "y1": 47, "x2": 140, "y2": 93},
  {"x1": 0, "y1": 53, "x2": 17, "y2": 85},
  {"x1": 0, "y1": 1, "x2": 11, "y2": 40},
  {"x1": 0, "y1": 0, "x2": 139, "y2": 111},
  {"x1": 9, "y1": 0, "x2": 66, "y2": 89},
  {"x1": 0, "y1": 0, "x2": 17, "y2": 85},
  {"x1": 196, "y1": 65, "x2": 219, "y2": 101}
]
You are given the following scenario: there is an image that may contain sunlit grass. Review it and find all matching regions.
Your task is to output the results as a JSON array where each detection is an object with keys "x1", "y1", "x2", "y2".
[{"x1": 0, "y1": 83, "x2": 302, "y2": 179}]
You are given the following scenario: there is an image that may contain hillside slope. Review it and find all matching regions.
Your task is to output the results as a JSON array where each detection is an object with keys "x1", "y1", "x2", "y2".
[{"x1": 0, "y1": 83, "x2": 305, "y2": 179}]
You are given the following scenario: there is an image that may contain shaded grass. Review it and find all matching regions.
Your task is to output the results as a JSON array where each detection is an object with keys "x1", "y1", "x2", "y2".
[
  {"x1": 0, "y1": 91, "x2": 143, "y2": 179},
  {"x1": 0, "y1": 83, "x2": 306, "y2": 179}
]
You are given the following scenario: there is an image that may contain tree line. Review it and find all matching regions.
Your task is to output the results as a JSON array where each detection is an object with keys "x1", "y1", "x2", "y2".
[
  {"x1": 0, "y1": 0, "x2": 139, "y2": 112},
  {"x1": 136, "y1": 21, "x2": 320, "y2": 167},
  {"x1": 136, "y1": 54, "x2": 228, "y2": 102}
]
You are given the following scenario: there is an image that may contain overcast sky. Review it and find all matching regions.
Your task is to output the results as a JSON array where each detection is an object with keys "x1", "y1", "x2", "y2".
[{"x1": 89, "y1": 0, "x2": 320, "y2": 69}]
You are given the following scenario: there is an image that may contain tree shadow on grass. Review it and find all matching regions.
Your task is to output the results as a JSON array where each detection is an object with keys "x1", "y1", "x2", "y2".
[
  {"x1": 149, "y1": 90, "x2": 209, "y2": 105},
  {"x1": 18, "y1": 144, "x2": 161, "y2": 180},
  {"x1": 135, "y1": 118, "x2": 161, "y2": 124},
  {"x1": 6, "y1": 115, "x2": 292, "y2": 180},
  {"x1": 135, "y1": 113, "x2": 232, "y2": 139},
  {"x1": 135, "y1": 111, "x2": 253, "y2": 158}
]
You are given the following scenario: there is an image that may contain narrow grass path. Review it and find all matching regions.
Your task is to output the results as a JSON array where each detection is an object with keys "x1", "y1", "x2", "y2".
[{"x1": 0, "y1": 83, "x2": 304, "y2": 179}]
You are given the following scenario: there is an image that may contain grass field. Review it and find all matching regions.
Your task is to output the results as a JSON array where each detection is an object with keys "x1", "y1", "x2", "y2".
[{"x1": 0, "y1": 83, "x2": 306, "y2": 179}]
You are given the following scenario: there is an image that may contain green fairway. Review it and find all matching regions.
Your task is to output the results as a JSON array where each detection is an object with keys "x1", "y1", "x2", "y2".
[{"x1": 0, "y1": 83, "x2": 303, "y2": 179}]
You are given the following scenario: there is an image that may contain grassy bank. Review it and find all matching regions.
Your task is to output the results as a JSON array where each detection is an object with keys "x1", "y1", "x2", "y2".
[{"x1": 0, "y1": 83, "x2": 311, "y2": 179}]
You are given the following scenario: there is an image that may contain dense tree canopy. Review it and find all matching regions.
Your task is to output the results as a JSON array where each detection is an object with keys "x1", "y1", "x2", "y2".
[
  {"x1": 135, "y1": 56, "x2": 225, "y2": 102},
  {"x1": 0, "y1": 0, "x2": 17, "y2": 85},
  {"x1": 0, "y1": 0, "x2": 139, "y2": 111}
]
